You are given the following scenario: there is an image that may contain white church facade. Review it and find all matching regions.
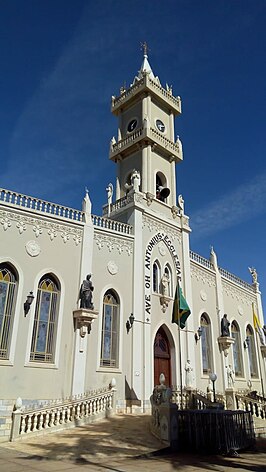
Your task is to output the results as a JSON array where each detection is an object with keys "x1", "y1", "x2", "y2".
[{"x1": 0, "y1": 51, "x2": 265, "y2": 439}]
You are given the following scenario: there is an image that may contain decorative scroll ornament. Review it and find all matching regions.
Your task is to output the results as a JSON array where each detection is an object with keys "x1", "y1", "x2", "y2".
[
  {"x1": 25, "y1": 240, "x2": 41, "y2": 257},
  {"x1": 33, "y1": 224, "x2": 42, "y2": 238},
  {"x1": 16, "y1": 221, "x2": 26, "y2": 234},
  {"x1": 1, "y1": 217, "x2": 11, "y2": 231},
  {"x1": 217, "y1": 336, "x2": 235, "y2": 357}
]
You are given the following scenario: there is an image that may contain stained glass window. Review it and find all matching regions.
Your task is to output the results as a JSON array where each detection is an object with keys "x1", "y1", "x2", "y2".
[
  {"x1": 0, "y1": 263, "x2": 18, "y2": 359},
  {"x1": 200, "y1": 313, "x2": 212, "y2": 374},
  {"x1": 231, "y1": 321, "x2": 243, "y2": 377},
  {"x1": 100, "y1": 291, "x2": 119, "y2": 368},
  {"x1": 246, "y1": 325, "x2": 258, "y2": 378},
  {"x1": 153, "y1": 261, "x2": 160, "y2": 293},
  {"x1": 30, "y1": 275, "x2": 59, "y2": 363}
]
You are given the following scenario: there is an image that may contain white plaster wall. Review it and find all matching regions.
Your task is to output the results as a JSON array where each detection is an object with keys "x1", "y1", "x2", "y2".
[{"x1": 0, "y1": 208, "x2": 82, "y2": 401}]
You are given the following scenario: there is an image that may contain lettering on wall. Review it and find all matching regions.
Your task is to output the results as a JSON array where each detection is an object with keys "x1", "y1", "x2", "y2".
[{"x1": 144, "y1": 232, "x2": 181, "y2": 315}]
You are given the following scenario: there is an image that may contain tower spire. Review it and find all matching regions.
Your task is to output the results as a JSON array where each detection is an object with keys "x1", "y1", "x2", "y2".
[{"x1": 138, "y1": 41, "x2": 154, "y2": 79}]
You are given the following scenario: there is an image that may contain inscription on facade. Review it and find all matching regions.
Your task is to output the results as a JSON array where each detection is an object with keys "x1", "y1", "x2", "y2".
[{"x1": 144, "y1": 232, "x2": 181, "y2": 315}]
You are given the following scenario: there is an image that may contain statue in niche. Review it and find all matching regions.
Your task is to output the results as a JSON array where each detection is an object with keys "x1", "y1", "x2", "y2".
[
  {"x1": 79, "y1": 274, "x2": 94, "y2": 310},
  {"x1": 221, "y1": 314, "x2": 230, "y2": 337},
  {"x1": 185, "y1": 360, "x2": 193, "y2": 388},
  {"x1": 249, "y1": 267, "x2": 258, "y2": 284},
  {"x1": 226, "y1": 364, "x2": 235, "y2": 388},
  {"x1": 161, "y1": 272, "x2": 170, "y2": 297}
]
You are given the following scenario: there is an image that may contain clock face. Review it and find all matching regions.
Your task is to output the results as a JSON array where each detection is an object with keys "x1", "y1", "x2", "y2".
[
  {"x1": 127, "y1": 119, "x2": 138, "y2": 133},
  {"x1": 156, "y1": 119, "x2": 165, "y2": 133}
]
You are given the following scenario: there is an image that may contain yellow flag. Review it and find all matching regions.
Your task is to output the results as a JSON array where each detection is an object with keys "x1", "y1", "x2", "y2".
[{"x1": 253, "y1": 303, "x2": 265, "y2": 345}]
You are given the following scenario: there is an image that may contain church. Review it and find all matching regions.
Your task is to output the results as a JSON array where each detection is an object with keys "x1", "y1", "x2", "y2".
[{"x1": 0, "y1": 48, "x2": 265, "y2": 440}]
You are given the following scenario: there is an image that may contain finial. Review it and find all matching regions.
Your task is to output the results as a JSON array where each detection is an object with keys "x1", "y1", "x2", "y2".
[
  {"x1": 141, "y1": 41, "x2": 149, "y2": 57},
  {"x1": 85, "y1": 186, "x2": 89, "y2": 196}
]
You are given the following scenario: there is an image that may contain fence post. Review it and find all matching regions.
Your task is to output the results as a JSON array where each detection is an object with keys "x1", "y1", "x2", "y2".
[{"x1": 10, "y1": 397, "x2": 23, "y2": 441}]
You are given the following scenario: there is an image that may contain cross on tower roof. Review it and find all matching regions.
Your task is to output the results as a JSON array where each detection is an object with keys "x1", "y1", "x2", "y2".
[{"x1": 141, "y1": 41, "x2": 150, "y2": 57}]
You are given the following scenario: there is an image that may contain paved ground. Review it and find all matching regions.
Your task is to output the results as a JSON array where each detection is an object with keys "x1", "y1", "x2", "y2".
[{"x1": 0, "y1": 414, "x2": 266, "y2": 471}]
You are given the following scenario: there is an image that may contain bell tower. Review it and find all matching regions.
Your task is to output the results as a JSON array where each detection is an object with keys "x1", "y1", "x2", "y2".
[{"x1": 109, "y1": 45, "x2": 183, "y2": 208}]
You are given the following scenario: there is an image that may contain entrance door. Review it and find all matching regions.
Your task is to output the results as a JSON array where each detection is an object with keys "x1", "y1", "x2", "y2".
[{"x1": 154, "y1": 327, "x2": 171, "y2": 387}]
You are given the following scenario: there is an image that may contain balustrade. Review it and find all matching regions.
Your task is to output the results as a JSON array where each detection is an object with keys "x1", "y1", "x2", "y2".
[
  {"x1": 11, "y1": 387, "x2": 115, "y2": 440},
  {"x1": 0, "y1": 188, "x2": 83, "y2": 222}
]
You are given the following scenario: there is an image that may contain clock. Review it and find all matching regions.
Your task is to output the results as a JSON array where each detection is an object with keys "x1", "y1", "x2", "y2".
[
  {"x1": 156, "y1": 119, "x2": 165, "y2": 133},
  {"x1": 127, "y1": 119, "x2": 138, "y2": 133}
]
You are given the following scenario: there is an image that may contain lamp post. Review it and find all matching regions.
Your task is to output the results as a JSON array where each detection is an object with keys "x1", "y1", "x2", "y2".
[{"x1": 209, "y1": 372, "x2": 217, "y2": 403}]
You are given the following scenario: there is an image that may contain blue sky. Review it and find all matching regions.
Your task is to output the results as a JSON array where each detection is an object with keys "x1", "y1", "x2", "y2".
[{"x1": 1, "y1": 0, "x2": 266, "y2": 313}]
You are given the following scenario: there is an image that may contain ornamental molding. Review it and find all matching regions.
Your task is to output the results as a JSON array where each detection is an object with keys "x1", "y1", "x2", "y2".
[
  {"x1": 191, "y1": 265, "x2": 216, "y2": 287},
  {"x1": 0, "y1": 209, "x2": 83, "y2": 246},
  {"x1": 107, "y1": 261, "x2": 118, "y2": 275},
  {"x1": 94, "y1": 234, "x2": 133, "y2": 255},
  {"x1": 222, "y1": 280, "x2": 254, "y2": 306},
  {"x1": 25, "y1": 240, "x2": 41, "y2": 257},
  {"x1": 142, "y1": 215, "x2": 181, "y2": 243}
]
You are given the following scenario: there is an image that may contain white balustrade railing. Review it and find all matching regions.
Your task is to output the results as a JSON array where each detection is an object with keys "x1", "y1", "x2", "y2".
[
  {"x1": 190, "y1": 250, "x2": 214, "y2": 270},
  {"x1": 190, "y1": 250, "x2": 254, "y2": 291},
  {"x1": 111, "y1": 127, "x2": 143, "y2": 153},
  {"x1": 219, "y1": 267, "x2": 253, "y2": 291},
  {"x1": 0, "y1": 188, "x2": 83, "y2": 222},
  {"x1": 91, "y1": 214, "x2": 133, "y2": 235},
  {"x1": 11, "y1": 387, "x2": 115, "y2": 441},
  {"x1": 236, "y1": 392, "x2": 266, "y2": 419}
]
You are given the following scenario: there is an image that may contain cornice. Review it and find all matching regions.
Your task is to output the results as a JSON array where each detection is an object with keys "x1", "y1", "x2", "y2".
[{"x1": 0, "y1": 209, "x2": 83, "y2": 246}]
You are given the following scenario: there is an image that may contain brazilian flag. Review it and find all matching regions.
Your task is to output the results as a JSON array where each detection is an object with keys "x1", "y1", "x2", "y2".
[{"x1": 172, "y1": 282, "x2": 191, "y2": 329}]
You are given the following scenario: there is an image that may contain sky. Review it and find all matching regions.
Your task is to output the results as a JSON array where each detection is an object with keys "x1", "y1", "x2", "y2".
[{"x1": 0, "y1": 0, "x2": 266, "y2": 313}]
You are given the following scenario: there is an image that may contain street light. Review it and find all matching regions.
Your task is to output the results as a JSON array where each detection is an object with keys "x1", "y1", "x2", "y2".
[{"x1": 209, "y1": 372, "x2": 217, "y2": 403}]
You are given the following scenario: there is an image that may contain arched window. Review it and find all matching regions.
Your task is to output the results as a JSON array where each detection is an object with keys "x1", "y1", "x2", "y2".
[
  {"x1": 0, "y1": 263, "x2": 18, "y2": 360},
  {"x1": 246, "y1": 325, "x2": 258, "y2": 378},
  {"x1": 30, "y1": 275, "x2": 60, "y2": 363},
  {"x1": 153, "y1": 261, "x2": 160, "y2": 293},
  {"x1": 200, "y1": 313, "x2": 212, "y2": 374},
  {"x1": 231, "y1": 321, "x2": 243, "y2": 377},
  {"x1": 163, "y1": 264, "x2": 173, "y2": 297},
  {"x1": 100, "y1": 290, "x2": 120, "y2": 368}
]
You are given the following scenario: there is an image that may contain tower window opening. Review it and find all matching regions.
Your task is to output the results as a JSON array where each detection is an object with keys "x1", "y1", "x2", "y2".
[{"x1": 156, "y1": 173, "x2": 170, "y2": 202}]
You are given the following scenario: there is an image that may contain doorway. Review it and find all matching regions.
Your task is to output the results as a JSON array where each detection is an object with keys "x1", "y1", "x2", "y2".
[{"x1": 154, "y1": 326, "x2": 171, "y2": 387}]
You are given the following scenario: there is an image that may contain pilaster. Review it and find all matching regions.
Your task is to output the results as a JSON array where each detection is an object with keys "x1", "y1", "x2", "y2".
[{"x1": 72, "y1": 216, "x2": 94, "y2": 396}]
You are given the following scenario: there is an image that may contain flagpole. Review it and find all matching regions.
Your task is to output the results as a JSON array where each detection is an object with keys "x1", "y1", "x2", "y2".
[
  {"x1": 178, "y1": 279, "x2": 183, "y2": 410},
  {"x1": 253, "y1": 304, "x2": 265, "y2": 398}
]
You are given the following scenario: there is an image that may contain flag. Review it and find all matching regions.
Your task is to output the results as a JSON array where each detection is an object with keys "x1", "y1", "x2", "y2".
[
  {"x1": 253, "y1": 303, "x2": 265, "y2": 345},
  {"x1": 172, "y1": 282, "x2": 191, "y2": 329}
]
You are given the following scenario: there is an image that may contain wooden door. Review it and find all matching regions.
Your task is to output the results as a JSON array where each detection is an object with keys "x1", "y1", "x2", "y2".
[{"x1": 154, "y1": 327, "x2": 171, "y2": 387}]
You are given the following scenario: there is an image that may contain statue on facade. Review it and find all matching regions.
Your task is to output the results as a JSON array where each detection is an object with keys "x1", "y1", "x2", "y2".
[
  {"x1": 221, "y1": 314, "x2": 230, "y2": 337},
  {"x1": 185, "y1": 359, "x2": 193, "y2": 388},
  {"x1": 161, "y1": 272, "x2": 170, "y2": 297},
  {"x1": 106, "y1": 183, "x2": 113, "y2": 205},
  {"x1": 177, "y1": 194, "x2": 184, "y2": 215},
  {"x1": 131, "y1": 169, "x2": 141, "y2": 192},
  {"x1": 78, "y1": 274, "x2": 94, "y2": 310},
  {"x1": 226, "y1": 364, "x2": 235, "y2": 388},
  {"x1": 248, "y1": 267, "x2": 258, "y2": 284}
]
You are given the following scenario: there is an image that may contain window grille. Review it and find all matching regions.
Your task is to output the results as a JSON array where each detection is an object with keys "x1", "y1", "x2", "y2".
[
  {"x1": 30, "y1": 275, "x2": 59, "y2": 363},
  {"x1": 100, "y1": 291, "x2": 119, "y2": 368},
  {"x1": 0, "y1": 264, "x2": 17, "y2": 359}
]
